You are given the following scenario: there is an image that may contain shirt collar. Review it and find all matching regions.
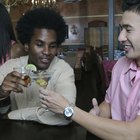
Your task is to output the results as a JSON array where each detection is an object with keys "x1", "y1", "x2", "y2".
[{"x1": 124, "y1": 60, "x2": 137, "y2": 74}]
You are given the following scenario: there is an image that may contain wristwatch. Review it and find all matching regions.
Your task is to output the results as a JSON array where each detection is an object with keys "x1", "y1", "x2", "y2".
[{"x1": 63, "y1": 104, "x2": 74, "y2": 120}]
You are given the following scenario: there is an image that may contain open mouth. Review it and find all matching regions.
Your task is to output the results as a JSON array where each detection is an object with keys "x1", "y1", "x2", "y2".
[{"x1": 123, "y1": 45, "x2": 132, "y2": 52}]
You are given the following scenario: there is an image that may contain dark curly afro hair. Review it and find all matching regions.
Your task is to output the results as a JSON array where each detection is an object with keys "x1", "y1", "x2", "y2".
[{"x1": 16, "y1": 8, "x2": 66, "y2": 46}]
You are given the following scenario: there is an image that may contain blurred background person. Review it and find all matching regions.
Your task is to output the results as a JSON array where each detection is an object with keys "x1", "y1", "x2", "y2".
[{"x1": 0, "y1": 3, "x2": 16, "y2": 65}]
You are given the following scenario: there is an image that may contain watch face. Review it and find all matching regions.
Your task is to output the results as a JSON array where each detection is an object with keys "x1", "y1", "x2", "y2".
[{"x1": 64, "y1": 107, "x2": 74, "y2": 118}]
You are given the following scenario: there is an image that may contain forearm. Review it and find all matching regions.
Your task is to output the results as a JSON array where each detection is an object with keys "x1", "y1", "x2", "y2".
[{"x1": 72, "y1": 106, "x2": 139, "y2": 140}]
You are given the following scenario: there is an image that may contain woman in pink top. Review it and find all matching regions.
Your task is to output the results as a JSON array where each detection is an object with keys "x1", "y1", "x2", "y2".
[{"x1": 0, "y1": 3, "x2": 16, "y2": 65}]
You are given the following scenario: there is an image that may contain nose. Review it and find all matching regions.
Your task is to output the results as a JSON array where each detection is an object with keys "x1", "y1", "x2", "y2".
[
  {"x1": 42, "y1": 45, "x2": 50, "y2": 55},
  {"x1": 118, "y1": 29, "x2": 127, "y2": 43}
]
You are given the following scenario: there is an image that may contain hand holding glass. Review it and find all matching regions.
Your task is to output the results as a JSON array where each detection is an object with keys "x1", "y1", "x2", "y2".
[{"x1": 13, "y1": 67, "x2": 31, "y2": 87}]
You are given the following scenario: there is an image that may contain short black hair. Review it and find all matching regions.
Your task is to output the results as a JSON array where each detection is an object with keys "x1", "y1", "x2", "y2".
[
  {"x1": 122, "y1": 0, "x2": 140, "y2": 13},
  {"x1": 16, "y1": 8, "x2": 66, "y2": 45}
]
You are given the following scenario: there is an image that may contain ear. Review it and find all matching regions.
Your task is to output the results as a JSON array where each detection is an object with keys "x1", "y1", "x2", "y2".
[{"x1": 24, "y1": 44, "x2": 29, "y2": 52}]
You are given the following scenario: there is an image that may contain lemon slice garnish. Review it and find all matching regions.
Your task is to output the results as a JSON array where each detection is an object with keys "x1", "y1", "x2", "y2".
[
  {"x1": 36, "y1": 79, "x2": 48, "y2": 87},
  {"x1": 25, "y1": 64, "x2": 37, "y2": 72}
]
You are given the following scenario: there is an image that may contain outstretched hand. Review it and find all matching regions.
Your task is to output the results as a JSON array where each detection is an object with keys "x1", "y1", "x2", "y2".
[
  {"x1": 89, "y1": 98, "x2": 100, "y2": 116},
  {"x1": 39, "y1": 88, "x2": 70, "y2": 114}
]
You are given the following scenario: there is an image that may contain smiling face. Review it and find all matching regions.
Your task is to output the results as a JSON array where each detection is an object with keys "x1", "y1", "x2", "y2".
[
  {"x1": 26, "y1": 28, "x2": 58, "y2": 70},
  {"x1": 118, "y1": 11, "x2": 140, "y2": 66}
]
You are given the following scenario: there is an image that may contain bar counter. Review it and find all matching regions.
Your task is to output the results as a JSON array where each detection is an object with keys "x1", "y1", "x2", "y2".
[{"x1": 0, "y1": 119, "x2": 88, "y2": 140}]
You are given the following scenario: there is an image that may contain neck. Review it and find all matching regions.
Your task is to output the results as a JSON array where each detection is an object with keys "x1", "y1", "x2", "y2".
[{"x1": 136, "y1": 60, "x2": 140, "y2": 67}]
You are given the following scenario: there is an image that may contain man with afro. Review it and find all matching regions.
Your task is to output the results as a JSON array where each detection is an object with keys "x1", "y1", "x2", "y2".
[{"x1": 0, "y1": 7, "x2": 76, "y2": 126}]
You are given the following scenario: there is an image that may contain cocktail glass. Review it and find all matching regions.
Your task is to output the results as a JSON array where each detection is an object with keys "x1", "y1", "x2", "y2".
[{"x1": 29, "y1": 70, "x2": 51, "y2": 115}]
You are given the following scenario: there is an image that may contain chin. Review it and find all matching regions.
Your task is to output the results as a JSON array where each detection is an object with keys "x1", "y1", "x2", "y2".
[
  {"x1": 125, "y1": 54, "x2": 137, "y2": 60},
  {"x1": 38, "y1": 64, "x2": 50, "y2": 70}
]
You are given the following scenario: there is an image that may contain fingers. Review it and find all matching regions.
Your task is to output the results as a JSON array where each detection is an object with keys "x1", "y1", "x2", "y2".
[
  {"x1": 2, "y1": 82, "x2": 23, "y2": 93},
  {"x1": 92, "y1": 98, "x2": 98, "y2": 106},
  {"x1": 39, "y1": 93, "x2": 50, "y2": 112},
  {"x1": 2, "y1": 72, "x2": 24, "y2": 93},
  {"x1": 39, "y1": 89, "x2": 71, "y2": 114},
  {"x1": 89, "y1": 109, "x2": 97, "y2": 115},
  {"x1": 8, "y1": 71, "x2": 29, "y2": 87},
  {"x1": 12, "y1": 71, "x2": 21, "y2": 77},
  {"x1": 39, "y1": 88, "x2": 52, "y2": 96},
  {"x1": 89, "y1": 98, "x2": 100, "y2": 116},
  {"x1": 40, "y1": 94, "x2": 47, "y2": 101},
  {"x1": 40, "y1": 92, "x2": 49, "y2": 104},
  {"x1": 41, "y1": 101, "x2": 48, "y2": 109}
]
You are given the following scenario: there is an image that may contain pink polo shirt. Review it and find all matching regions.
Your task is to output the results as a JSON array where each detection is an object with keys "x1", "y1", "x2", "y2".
[{"x1": 105, "y1": 56, "x2": 140, "y2": 121}]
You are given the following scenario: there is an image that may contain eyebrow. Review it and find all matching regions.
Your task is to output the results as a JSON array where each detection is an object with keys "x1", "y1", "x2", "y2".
[
  {"x1": 119, "y1": 24, "x2": 132, "y2": 28},
  {"x1": 34, "y1": 39, "x2": 57, "y2": 46},
  {"x1": 35, "y1": 39, "x2": 43, "y2": 42},
  {"x1": 35, "y1": 39, "x2": 56, "y2": 43}
]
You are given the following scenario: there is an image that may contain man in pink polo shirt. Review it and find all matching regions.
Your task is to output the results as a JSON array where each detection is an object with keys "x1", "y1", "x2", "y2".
[{"x1": 39, "y1": 0, "x2": 140, "y2": 139}]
